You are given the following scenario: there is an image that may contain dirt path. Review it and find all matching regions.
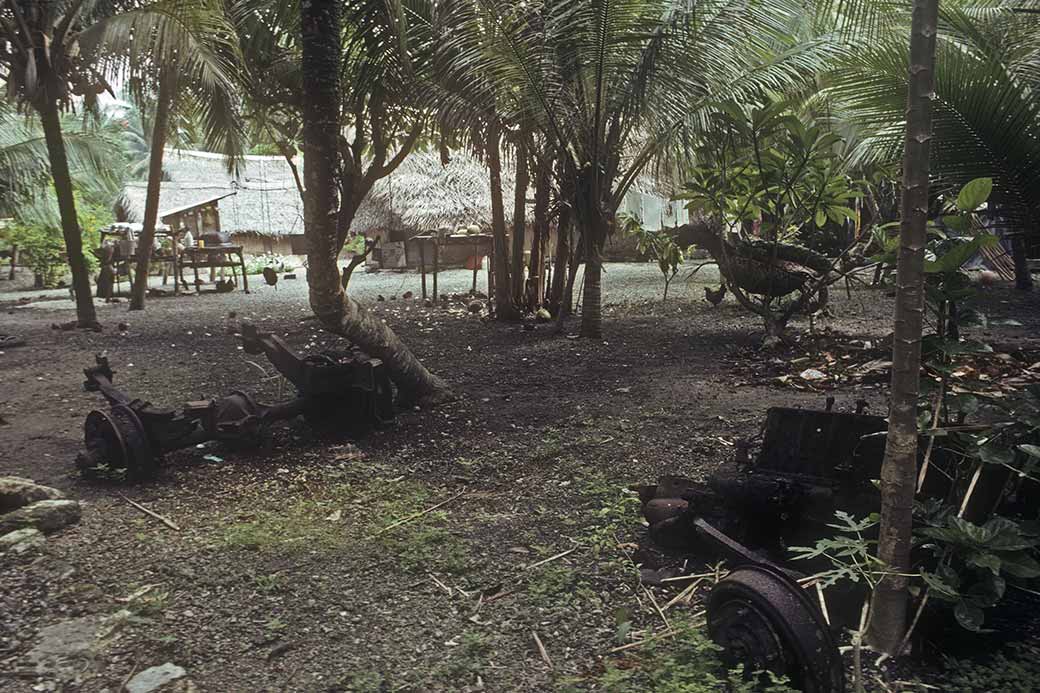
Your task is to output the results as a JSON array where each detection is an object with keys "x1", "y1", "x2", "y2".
[{"x1": 1, "y1": 267, "x2": 1036, "y2": 691}]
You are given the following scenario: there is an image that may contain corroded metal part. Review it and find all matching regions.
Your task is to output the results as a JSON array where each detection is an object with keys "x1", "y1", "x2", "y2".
[
  {"x1": 75, "y1": 325, "x2": 394, "y2": 480},
  {"x1": 708, "y1": 563, "x2": 845, "y2": 693}
]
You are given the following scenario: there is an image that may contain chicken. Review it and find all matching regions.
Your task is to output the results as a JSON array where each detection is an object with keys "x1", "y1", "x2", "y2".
[{"x1": 704, "y1": 283, "x2": 727, "y2": 307}]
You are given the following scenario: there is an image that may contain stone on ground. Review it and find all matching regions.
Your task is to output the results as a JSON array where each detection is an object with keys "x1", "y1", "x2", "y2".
[
  {"x1": 0, "y1": 499, "x2": 81, "y2": 534},
  {"x1": 0, "y1": 476, "x2": 64, "y2": 513},
  {"x1": 0, "y1": 526, "x2": 44, "y2": 553},
  {"x1": 126, "y1": 663, "x2": 188, "y2": 693}
]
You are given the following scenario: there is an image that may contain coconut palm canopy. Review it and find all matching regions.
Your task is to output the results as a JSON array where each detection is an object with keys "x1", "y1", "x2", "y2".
[{"x1": 117, "y1": 148, "x2": 685, "y2": 237}]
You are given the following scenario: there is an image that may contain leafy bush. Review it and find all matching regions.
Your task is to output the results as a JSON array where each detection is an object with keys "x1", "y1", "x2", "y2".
[
  {"x1": 245, "y1": 253, "x2": 296, "y2": 275},
  {"x1": 621, "y1": 213, "x2": 687, "y2": 302},
  {"x1": 932, "y1": 643, "x2": 1040, "y2": 693},
  {"x1": 6, "y1": 190, "x2": 110, "y2": 287},
  {"x1": 8, "y1": 222, "x2": 67, "y2": 286}
]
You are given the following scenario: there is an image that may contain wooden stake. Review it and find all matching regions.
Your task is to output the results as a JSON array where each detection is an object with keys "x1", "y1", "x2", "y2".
[
  {"x1": 120, "y1": 494, "x2": 180, "y2": 531},
  {"x1": 916, "y1": 383, "x2": 945, "y2": 493}
]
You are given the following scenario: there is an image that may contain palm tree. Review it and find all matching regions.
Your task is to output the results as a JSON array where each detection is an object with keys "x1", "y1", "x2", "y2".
[
  {"x1": 124, "y1": 1, "x2": 243, "y2": 310},
  {"x1": 860, "y1": 0, "x2": 941, "y2": 655},
  {"x1": 294, "y1": 0, "x2": 452, "y2": 406},
  {"x1": 0, "y1": 105, "x2": 122, "y2": 285},
  {"x1": 813, "y1": 0, "x2": 1040, "y2": 654},
  {"x1": 0, "y1": 0, "x2": 242, "y2": 325},
  {"x1": 445, "y1": 0, "x2": 835, "y2": 338},
  {"x1": 828, "y1": 0, "x2": 1040, "y2": 287}
]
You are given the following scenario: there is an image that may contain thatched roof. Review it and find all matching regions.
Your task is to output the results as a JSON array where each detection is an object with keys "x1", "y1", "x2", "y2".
[
  {"x1": 117, "y1": 148, "x2": 524, "y2": 238},
  {"x1": 116, "y1": 147, "x2": 685, "y2": 237},
  {"x1": 117, "y1": 150, "x2": 306, "y2": 237}
]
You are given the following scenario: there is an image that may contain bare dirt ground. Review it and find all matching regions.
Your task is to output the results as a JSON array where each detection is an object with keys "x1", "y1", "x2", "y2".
[{"x1": 1, "y1": 265, "x2": 1037, "y2": 692}]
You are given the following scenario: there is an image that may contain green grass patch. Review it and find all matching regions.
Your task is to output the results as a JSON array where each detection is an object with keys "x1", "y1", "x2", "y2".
[{"x1": 220, "y1": 478, "x2": 473, "y2": 573}]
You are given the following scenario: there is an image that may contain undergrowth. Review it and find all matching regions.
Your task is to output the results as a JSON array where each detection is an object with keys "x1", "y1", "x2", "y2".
[
  {"x1": 925, "y1": 643, "x2": 1040, "y2": 693},
  {"x1": 560, "y1": 618, "x2": 797, "y2": 693}
]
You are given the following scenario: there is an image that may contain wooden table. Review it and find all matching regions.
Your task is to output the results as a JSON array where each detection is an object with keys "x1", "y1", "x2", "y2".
[
  {"x1": 415, "y1": 233, "x2": 494, "y2": 301},
  {"x1": 179, "y1": 244, "x2": 249, "y2": 293}
]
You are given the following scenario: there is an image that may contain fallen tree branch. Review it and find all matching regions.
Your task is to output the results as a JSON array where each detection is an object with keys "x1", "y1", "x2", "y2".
[{"x1": 120, "y1": 494, "x2": 180, "y2": 531}]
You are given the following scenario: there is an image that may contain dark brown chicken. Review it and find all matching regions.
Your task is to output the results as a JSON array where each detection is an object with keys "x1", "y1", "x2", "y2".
[{"x1": 704, "y1": 283, "x2": 727, "y2": 307}]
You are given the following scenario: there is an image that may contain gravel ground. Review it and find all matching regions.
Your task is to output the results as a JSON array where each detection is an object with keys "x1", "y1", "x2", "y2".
[
  {"x1": 1, "y1": 262, "x2": 1038, "y2": 692},
  {"x1": 3, "y1": 262, "x2": 723, "y2": 314}
]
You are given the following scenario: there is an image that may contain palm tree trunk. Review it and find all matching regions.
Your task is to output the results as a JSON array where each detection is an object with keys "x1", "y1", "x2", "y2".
[
  {"x1": 300, "y1": 0, "x2": 451, "y2": 407},
  {"x1": 1011, "y1": 233, "x2": 1033, "y2": 290},
  {"x1": 548, "y1": 204, "x2": 571, "y2": 315},
  {"x1": 868, "y1": 0, "x2": 940, "y2": 655},
  {"x1": 38, "y1": 98, "x2": 97, "y2": 327},
  {"x1": 130, "y1": 74, "x2": 173, "y2": 311},
  {"x1": 528, "y1": 159, "x2": 550, "y2": 310},
  {"x1": 487, "y1": 120, "x2": 518, "y2": 320},
  {"x1": 510, "y1": 141, "x2": 528, "y2": 308},
  {"x1": 579, "y1": 230, "x2": 605, "y2": 338}
]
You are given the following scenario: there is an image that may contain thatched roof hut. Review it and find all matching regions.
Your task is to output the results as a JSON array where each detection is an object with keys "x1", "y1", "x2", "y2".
[
  {"x1": 116, "y1": 148, "x2": 527, "y2": 241},
  {"x1": 115, "y1": 148, "x2": 686, "y2": 260}
]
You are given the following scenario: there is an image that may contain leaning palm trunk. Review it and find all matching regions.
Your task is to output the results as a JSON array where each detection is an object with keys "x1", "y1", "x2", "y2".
[
  {"x1": 38, "y1": 99, "x2": 97, "y2": 327},
  {"x1": 867, "y1": 0, "x2": 940, "y2": 655},
  {"x1": 300, "y1": 0, "x2": 451, "y2": 407},
  {"x1": 130, "y1": 74, "x2": 174, "y2": 311}
]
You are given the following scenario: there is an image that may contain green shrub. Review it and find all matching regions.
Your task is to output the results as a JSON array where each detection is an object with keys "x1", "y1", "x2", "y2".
[
  {"x1": 7, "y1": 190, "x2": 110, "y2": 287},
  {"x1": 245, "y1": 253, "x2": 296, "y2": 275},
  {"x1": 932, "y1": 643, "x2": 1040, "y2": 693}
]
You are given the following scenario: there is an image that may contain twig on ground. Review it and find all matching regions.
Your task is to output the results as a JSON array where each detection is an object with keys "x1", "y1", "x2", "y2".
[
  {"x1": 532, "y1": 631, "x2": 553, "y2": 669},
  {"x1": 428, "y1": 573, "x2": 452, "y2": 596},
  {"x1": 482, "y1": 589, "x2": 515, "y2": 604},
  {"x1": 524, "y1": 547, "x2": 576, "y2": 571},
  {"x1": 244, "y1": 360, "x2": 272, "y2": 378},
  {"x1": 115, "y1": 583, "x2": 161, "y2": 603},
  {"x1": 120, "y1": 494, "x2": 180, "y2": 530},
  {"x1": 643, "y1": 586, "x2": 671, "y2": 633},
  {"x1": 663, "y1": 578, "x2": 706, "y2": 610},
  {"x1": 606, "y1": 612, "x2": 704, "y2": 655},
  {"x1": 120, "y1": 658, "x2": 140, "y2": 692},
  {"x1": 660, "y1": 571, "x2": 715, "y2": 583},
  {"x1": 373, "y1": 490, "x2": 466, "y2": 536}
]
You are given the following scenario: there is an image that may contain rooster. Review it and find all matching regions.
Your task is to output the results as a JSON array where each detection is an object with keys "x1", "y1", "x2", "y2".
[{"x1": 704, "y1": 283, "x2": 727, "y2": 307}]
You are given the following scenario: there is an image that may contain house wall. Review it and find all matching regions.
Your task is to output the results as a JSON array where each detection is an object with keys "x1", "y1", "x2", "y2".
[{"x1": 233, "y1": 234, "x2": 296, "y2": 256}]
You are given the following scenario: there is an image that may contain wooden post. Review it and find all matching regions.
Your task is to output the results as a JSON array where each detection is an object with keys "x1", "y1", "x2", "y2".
[
  {"x1": 239, "y1": 248, "x2": 249, "y2": 293},
  {"x1": 170, "y1": 220, "x2": 181, "y2": 295},
  {"x1": 432, "y1": 237, "x2": 439, "y2": 302},
  {"x1": 487, "y1": 239, "x2": 495, "y2": 304},
  {"x1": 419, "y1": 237, "x2": 427, "y2": 299}
]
